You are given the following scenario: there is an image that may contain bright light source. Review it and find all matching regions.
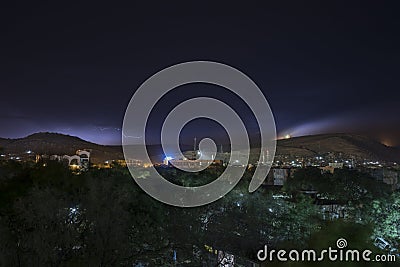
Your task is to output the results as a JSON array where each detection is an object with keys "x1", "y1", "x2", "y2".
[
  {"x1": 163, "y1": 156, "x2": 174, "y2": 165},
  {"x1": 285, "y1": 134, "x2": 291, "y2": 139}
]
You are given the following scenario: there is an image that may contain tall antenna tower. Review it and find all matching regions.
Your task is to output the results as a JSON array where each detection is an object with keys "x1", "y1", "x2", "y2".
[
  {"x1": 262, "y1": 150, "x2": 265, "y2": 164},
  {"x1": 193, "y1": 137, "x2": 197, "y2": 160}
]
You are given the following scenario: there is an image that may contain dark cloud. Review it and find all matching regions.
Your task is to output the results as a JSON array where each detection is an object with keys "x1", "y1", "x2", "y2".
[{"x1": 0, "y1": 2, "x2": 399, "y2": 145}]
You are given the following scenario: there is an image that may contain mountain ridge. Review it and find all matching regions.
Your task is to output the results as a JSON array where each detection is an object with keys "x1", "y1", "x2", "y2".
[
  {"x1": 0, "y1": 132, "x2": 123, "y2": 164},
  {"x1": 0, "y1": 132, "x2": 398, "y2": 163},
  {"x1": 276, "y1": 133, "x2": 399, "y2": 162}
]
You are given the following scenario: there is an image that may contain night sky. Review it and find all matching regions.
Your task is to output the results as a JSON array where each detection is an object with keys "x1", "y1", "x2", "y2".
[{"x1": 1, "y1": 2, "x2": 399, "y2": 146}]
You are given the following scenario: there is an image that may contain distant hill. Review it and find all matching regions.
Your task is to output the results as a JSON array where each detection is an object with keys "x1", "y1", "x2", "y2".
[
  {"x1": 0, "y1": 132, "x2": 398, "y2": 164},
  {"x1": 276, "y1": 133, "x2": 400, "y2": 162},
  {"x1": 0, "y1": 133, "x2": 123, "y2": 164},
  {"x1": 0, "y1": 138, "x2": 11, "y2": 148}
]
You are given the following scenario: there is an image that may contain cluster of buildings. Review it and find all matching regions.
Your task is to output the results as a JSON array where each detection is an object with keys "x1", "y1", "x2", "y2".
[
  {"x1": 273, "y1": 152, "x2": 399, "y2": 170},
  {"x1": 1, "y1": 149, "x2": 92, "y2": 171},
  {"x1": 0, "y1": 150, "x2": 36, "y2": 162},
  {"x1": 99, "y1": 159, "x2": 152, "y2": 169},
  {"x1": 35, "y1": 149, "x2": 92, "y2": 171},
  {"x1": 2, "y1": 145, "x2": 399, "y2": 190},
  {"x1": 161, "y1": 148, "x2": 229, "y2": 169},
  {"x1": 156, "y1": 146, "x2": 400, "y2": 190}
]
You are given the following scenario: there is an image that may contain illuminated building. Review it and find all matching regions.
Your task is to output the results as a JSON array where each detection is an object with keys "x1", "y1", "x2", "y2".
[
  {"x1": 57, "y1": 149, "x2": 91, "y2": 170},
  {"x1": 169, "y1": 159, "x2": 220, "y2": 169},
  {"x1": 265, "y1": 168, "x2": 290, "y2": 186}
]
